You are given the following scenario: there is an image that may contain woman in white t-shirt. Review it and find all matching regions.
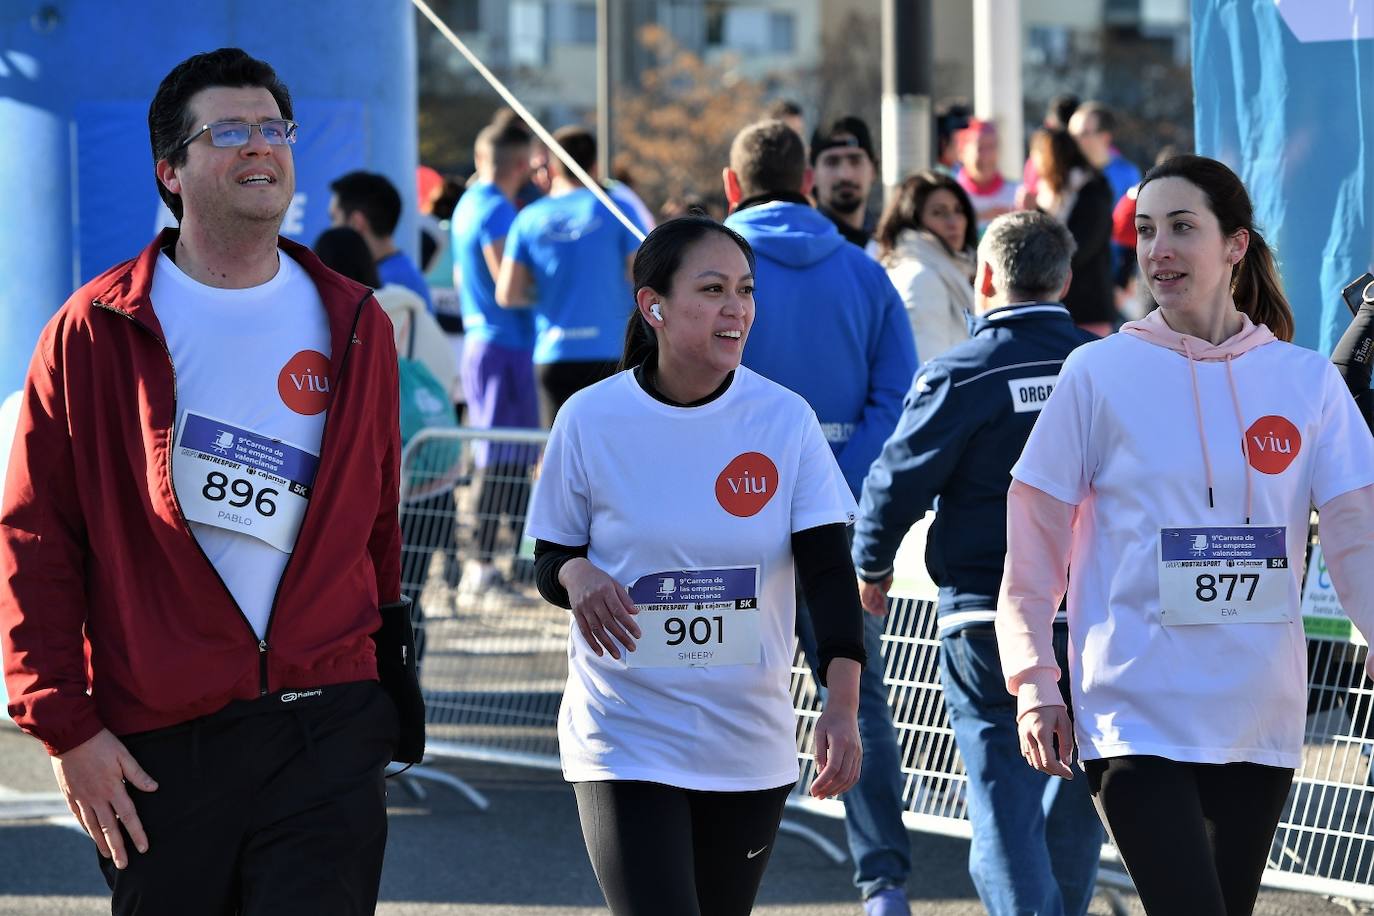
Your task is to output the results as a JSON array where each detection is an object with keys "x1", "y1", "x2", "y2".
[
  {"x1": 996, "y1": 155, "x2": 1374, "y2": 914},
  {"x1": 526, "y1": 216, "x2": 866, "y2": 916}
]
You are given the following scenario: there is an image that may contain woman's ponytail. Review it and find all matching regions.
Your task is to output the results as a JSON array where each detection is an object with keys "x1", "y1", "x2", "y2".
[{"x1": 1232, "y1": 230, "x2": 1294, "y2": 342}]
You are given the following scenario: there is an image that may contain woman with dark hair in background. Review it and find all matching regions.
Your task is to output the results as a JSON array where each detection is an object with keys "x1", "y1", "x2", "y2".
[
  {"x1": 1029, "y1": 128, "x2": 1115, "y2": 336},
  {"x1": 998, "y1": 155, "x2": 1374, "y2": 914},
  {"x1": 874, "y1": 171, "x2": 979, "y2": 362},
  {"x1": 526, "y1": 216, "x2": 865, "y2": 916}
]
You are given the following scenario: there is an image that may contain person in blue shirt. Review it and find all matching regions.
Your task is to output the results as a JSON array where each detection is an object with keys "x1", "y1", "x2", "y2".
[
  {"x1": 723, "y1": 118, "x2": 918, "y2": 916},
  {"x1": 329, "y1": 170, "x2": 434, "y2": 313},
  {"x1": 496, "y1": 126, "x2": 642, "y2": 427},
  {"x1": 450, "y1": 121, "x2": 539, "y2": 595},
  {"x1": 852, "y1": 210, "x2": 1103, "y2": 916}
]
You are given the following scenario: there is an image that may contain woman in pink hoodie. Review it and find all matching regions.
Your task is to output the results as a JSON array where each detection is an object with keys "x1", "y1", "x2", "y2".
[{"x1": 995, "y1": 155, "x2": 1374, "y2": 914}]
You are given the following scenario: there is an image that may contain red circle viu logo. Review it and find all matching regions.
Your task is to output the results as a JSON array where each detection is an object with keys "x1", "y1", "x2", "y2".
[
  {"x1": 715, "y1": 452, "x2": 779, "y2": 517},
  {"x1": 1244, "y1": 415, "x2": 1301, "y2": 475},
  {"x1": 277, "y1": 350, "x2": 332, "y2": 416}
]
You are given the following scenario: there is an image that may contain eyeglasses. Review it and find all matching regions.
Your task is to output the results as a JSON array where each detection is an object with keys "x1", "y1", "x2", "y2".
[{"x1": 175, "y1": 119, "x2": 298, "y2": 152}]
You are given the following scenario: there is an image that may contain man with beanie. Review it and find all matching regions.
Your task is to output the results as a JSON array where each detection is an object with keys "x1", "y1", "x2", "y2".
[{"x1": 811, "y1": 115, "x2": 880, "y2": 251}]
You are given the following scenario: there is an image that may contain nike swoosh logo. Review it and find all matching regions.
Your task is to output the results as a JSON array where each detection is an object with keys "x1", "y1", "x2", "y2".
[{"x1": 746, "y1": 846, "x2": 768, "y2": 859}]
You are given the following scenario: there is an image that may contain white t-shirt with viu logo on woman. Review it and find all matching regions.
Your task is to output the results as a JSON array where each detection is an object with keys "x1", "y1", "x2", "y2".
[
  {"x1": 527, "y1": 365, "x2": 856, "y2": 790},
  {"x1": 1013, "y1": 328, "x2": 1374, "y2": 768}
]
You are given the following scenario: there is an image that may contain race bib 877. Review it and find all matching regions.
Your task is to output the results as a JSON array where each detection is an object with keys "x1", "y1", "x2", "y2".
[
  {"x1": 1158, "y1": 525, "x2": 1292, "y2": 626},
  {"x1": 173, "y1": 411, "x2": 319, "y2": 554}
]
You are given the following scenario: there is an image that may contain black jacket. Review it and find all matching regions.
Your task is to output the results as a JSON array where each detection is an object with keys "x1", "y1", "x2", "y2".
[{"x1": 1061, "y1": 173, "x2": 1116, "y2": 325}]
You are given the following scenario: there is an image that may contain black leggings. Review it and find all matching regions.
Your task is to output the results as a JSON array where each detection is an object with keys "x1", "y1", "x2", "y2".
[
  {"x1": 572, "y1": 780, "x2": 793, "y2": 916},
  {"x1": 536, "y1": 359, "x2": 619, "y2": 428},
  {"x1": 1084, "y1": 755, "x2": 1294, "y2": 915}
]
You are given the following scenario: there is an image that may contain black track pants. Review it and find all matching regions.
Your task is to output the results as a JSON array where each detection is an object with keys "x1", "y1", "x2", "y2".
[
  {"x1": 572, "y1": 780, "x2": 794, "y2": 916},
  {"x1": 100, "y1": 680, "x2": 397, "y2": 915},
  {"x1": 1083, "y1": 755, "x2": 1293, "y2": 916},
  {"x1": 535, "y1": 360, "x2": 619, "y2": 428}
]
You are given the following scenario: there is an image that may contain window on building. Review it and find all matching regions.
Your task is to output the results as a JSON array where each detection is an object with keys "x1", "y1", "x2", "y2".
[
  {"x1": 572, "y1": 2, "x2": 597, "y2": 45},
  {"x1": 768, "y1": 11, "x2": 795, "y2": 53},
  {"x1": 723, "y1": 8, "x2": 770, "y2": 52},
  {"x1": 510, "y1": 0, "x2": 546, "y2": 67},
  {"x1": 705, "y1": 2, "x2": 728, "y2": 46},
  {"x1": 451, "y1": 0, "x2": 480, "y2": 32},
  {"x1": 1026, "y1": 26, "x2": 1071, "y2": 68}
]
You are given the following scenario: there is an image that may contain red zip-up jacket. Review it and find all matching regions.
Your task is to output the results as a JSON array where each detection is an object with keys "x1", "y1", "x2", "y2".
[{"x1": 0, "y1": 231, "x2": 402, "y2": 755}]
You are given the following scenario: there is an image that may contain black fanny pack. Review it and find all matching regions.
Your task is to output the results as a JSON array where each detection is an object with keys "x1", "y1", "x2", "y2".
[{"x1": 371, "y1": 596, "x2": 426, "y2": 764}]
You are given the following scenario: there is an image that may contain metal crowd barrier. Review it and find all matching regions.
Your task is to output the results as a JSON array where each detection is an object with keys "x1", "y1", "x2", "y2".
[{"x1": 399, "y1": 425, "x2": 1374, "y2": 905}]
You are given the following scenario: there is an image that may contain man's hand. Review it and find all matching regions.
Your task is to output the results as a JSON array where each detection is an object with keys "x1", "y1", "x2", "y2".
[
  {"x1": 1017, "y1": 705, "x2": 1075, "y2": 780},
  {"x1": 560, "y1": 558, "x2": 641, "y2": 660},
  {"x1": 858, "y1": 575, "x2": 893, "y2": 617},
  {"x1": 52, "y1": 729, "x2": 158, "y2": 869}
]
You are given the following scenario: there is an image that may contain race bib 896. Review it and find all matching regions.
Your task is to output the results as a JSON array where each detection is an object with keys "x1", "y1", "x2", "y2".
[{"x1": 173, "y1": 411, "x2": 319, "y2": 553}]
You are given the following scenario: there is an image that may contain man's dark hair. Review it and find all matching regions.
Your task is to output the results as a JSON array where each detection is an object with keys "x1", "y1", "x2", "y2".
[
  {"x1": 1045, "y1": 93, "x2": 1081, "y2": 130},
  {"x1": 475, "y1": 122, "x2": 533, "y2": 177},
  {"x1": 313, "y1": 227, "x2": 381, "y2": 289},
  {"x1": 729, "y1": 120, "x2": 807, "y2": 198},
  {"x1": 1076, "y1": 100, "x2": 1116, "y2": 136},
  {"x1": 767, "y1": 98, "x2": 804, "y2": 121},
  {"x1": 329, "y1": 171, "x2": 403, "y2": 238},
  {"x1": 550, "y1": 125, "x2": 597, "y2": 175},
  {"x1": 148, "y1": 48, "x2": 293, "y2": 222}
]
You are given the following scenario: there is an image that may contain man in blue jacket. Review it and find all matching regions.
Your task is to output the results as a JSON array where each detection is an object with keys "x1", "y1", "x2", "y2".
[
  {"x1": 852, "y1": 211, "x2": 1103, "y2": 916},
  {"x1": 724, "y1": 119, "x2": 918, "y2": 916}
]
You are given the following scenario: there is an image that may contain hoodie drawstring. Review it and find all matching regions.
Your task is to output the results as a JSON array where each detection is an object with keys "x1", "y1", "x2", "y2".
[
  {"x1": 1224, "y1": 354, "x2": 1254, "y2": 524},
  {"x1": 1180, "y1": 338, "x2": 1254, "y2": 523},
  {"x1": 1181, "y1": 338, "x2": 1216, "y2": 510}
]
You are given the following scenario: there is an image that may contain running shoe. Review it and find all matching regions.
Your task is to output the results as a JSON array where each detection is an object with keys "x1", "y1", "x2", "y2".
[{"x1": 863, "y1": 888, "x2": 910, "y2": 916}]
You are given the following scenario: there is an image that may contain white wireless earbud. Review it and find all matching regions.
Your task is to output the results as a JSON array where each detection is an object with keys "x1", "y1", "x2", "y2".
[{"x1": 650, "y1": 302, "x2": 663, "y2": 322}]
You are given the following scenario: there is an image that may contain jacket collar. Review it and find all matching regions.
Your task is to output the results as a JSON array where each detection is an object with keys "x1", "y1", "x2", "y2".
[
  {"x1": 92, "y1": 229, "x2": 375, "y2": 380},
  {"x1": 732, "y1": 190, "x2": 812, "y2": 213},
  {"x1": 972, "y1": 301, "x2": 1073, "y2": 333}
]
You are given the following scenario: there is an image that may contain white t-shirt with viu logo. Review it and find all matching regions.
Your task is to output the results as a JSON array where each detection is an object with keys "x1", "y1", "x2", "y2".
[
  {"x1": 527, "y1": 366, "x2": 856, "y2": 790},
  {"x1": 1013, "y1": 333, "x2": 1374, "y2": 768},
  {"x1": 152, "y1": 251, "x2": 330, "y2": 639}
]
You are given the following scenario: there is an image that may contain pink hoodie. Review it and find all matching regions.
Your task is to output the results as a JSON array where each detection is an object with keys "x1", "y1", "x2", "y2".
[{"x1": 997, "y1": 310, "x2": 1374, "y2": 720}]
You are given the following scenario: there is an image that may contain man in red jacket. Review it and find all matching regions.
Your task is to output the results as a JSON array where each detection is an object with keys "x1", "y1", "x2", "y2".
[{"x1": 0, "y1": 48, "x2": 403, "y2": 914}]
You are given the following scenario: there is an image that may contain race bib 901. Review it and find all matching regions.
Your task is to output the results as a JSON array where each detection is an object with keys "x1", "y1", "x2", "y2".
[
  {"x1": 1159, "y1": 526, "x2": 1292, "y2": 626},
  {"x1": 173, "y1": 411, "x2": 319, "y2": 553},
  {"x1": 624, "y1": 567, "x2": 761, "y2": 669}
]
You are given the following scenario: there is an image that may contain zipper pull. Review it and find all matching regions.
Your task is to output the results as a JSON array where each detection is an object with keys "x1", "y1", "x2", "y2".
[
  {"x1": 401, "y1": 644, "x2": 408, "y2": 666},
  {"x1": 258, "y1": 639, "x2": 270, "y2": 696}
]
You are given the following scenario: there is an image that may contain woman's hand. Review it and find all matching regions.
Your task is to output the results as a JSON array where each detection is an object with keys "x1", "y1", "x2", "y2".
[
  {"x1": 810, "y1": 658, "x2": 863, "y2": 798},
  {"x1": 559, "y1": 558, "x2": 641, "y2": 659},
  {"x1": 1017, "y1": 705, "x2": 1075, "y2": 779}
]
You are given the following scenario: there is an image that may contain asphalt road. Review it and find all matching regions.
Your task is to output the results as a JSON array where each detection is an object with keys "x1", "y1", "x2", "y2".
[{"x1": 2, "y1": 725, "x2": 1367, "y2": 916}]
